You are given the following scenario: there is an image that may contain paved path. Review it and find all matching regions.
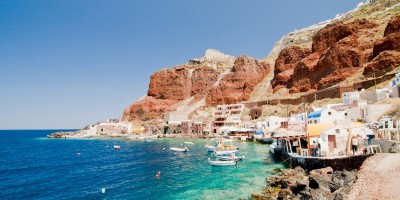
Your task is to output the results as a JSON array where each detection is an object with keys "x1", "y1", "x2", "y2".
[{"x1": 347, "y1": 153, "x2": 400, "y2": 200}]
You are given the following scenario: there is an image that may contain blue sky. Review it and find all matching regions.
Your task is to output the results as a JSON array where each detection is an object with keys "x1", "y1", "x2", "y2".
[{"x1": 0, "y1": 0, "x2": 362, "y2": 129}]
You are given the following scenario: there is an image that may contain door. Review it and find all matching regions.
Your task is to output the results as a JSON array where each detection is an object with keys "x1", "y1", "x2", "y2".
[{"x1": 328, "y1": 135, "x2": 336, "y2": 153}]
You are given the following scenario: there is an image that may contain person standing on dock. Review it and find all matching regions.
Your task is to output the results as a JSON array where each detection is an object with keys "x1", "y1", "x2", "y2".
[
  {"x1": 311, "y1": 141, "x2": 318, "y2": 157},
  {"x1": 352, "y1": 136, "x2": 359, "y2": 155}
]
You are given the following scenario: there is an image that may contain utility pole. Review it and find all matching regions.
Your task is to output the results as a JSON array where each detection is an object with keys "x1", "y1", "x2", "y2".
[{"x1": 373, "y1": 70, "x2": 378, "y2": 102}]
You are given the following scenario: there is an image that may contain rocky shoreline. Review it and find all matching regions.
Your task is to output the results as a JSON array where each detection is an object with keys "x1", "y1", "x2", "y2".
[
  {"x1": 46, "y1": 131, "x2": 213, "y2": 139},
  {"x1": 250, "y1": 166, "x2": 357, "y2": 200}
]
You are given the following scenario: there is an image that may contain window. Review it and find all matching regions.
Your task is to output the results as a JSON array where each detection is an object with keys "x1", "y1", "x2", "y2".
[
  {"x1": 335, "y1": 129, "x2": 340, "y2": 133},
  {"x1": 328, "y1": 112, "x2": 332, "y2": 115}
]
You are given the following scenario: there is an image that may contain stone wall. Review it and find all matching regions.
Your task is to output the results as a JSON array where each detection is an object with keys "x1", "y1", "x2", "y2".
[{"x1": 244, "y1": 73, "x2": 396, "y2": 108}]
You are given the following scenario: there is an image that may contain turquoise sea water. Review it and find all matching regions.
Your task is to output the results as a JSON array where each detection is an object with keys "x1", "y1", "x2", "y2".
[{"x1": 0, "y1": 130, "x2": 285, "y2": 200}]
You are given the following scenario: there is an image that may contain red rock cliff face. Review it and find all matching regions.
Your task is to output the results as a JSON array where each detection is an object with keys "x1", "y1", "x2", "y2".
[
  {"x1": 122, "y1": 96, "x2": 178, "y2": 122},
  {"x1": 273, "y1": 19, "x2": 379, "y2": 93},
  {"x1": 123, "y1": 65, "x2": 220, "y2": 122},
  {"x1": 147, "y1": 66, "x2": 191, "y2": 100},
  {"x1": 206, "y1": 56, "x2": 270, "y2": 106},
  {"x1": 271, "y1": 46, "x2": 311, "y2": 92},
  {"x1": 364, "y1": 15, "x2": 400, "y2": 77},
  {"x1": 191, "y1": 67, "x2": 219, "y2": 98}
]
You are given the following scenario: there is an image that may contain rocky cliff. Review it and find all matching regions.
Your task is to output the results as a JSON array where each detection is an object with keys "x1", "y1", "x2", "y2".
[
  {"x1": 269, "y1": 0, "x2": 400, "y2": 94},
  {"x1": 123, "y1": 0, "x2": 400, "y2": 123},
  {"x1": 122, "y1": 50, "x2": 270, "y2": 122}
]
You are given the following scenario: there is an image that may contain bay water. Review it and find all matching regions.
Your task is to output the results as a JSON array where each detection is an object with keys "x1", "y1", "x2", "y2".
[{"x1": 0, "y1": 130, "x2": 284, "y2": 200}]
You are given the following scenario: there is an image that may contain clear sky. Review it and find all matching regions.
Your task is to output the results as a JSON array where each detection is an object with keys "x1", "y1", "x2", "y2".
[{"x1": 0, "y1": 0, "x2": 363, "y2": 129}]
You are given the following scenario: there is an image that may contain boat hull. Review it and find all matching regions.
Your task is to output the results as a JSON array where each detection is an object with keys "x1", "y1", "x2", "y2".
[
  {"x1": 205, "y1": 145, "x2": 215, "y2": 152},
  {"x1": 217, "y1": 155, "x2": 245, "y2": 161},
  {"x1": 170, "y1": 147, "x2": 188, "y2": 152},
  {"x1": 281, "y1": 152, "x2": 373, "y2": 171},
  {"x1": 208, "y1": 158, "x2": 237, "y2": 166},
  {"x1": 214, "y1": 149, "x2": 239, "y2": 156}
]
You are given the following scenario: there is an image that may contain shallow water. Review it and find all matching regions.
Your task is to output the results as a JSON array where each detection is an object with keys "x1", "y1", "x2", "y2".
[{"x1": 0, "y1": 130, "x2": 285, "y2": 200}]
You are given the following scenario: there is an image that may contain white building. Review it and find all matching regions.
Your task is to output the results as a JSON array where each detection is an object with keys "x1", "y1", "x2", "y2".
[
  {"x1": 390, "y1": 70, "x2": 400, "y2": 97},
  {"x1": 211, "y1": 104, "x2": 244, "y2": 134},
  {"x1": 318, "y1": 121, "x2": 373, "y2": 157},
  {"x1": 342, "y1": 92, "x2": 361, "y2": 105},
  {"x1": 262, "y1": 116, "x2": 287, "y2": 132},
  {"x1": 307, "y1": 108, "x2": 345, "y2": 124},
  {"x1": 360, "y1": 104, "x2": 392, "y2": 123},
  {"x1": 164, "y1": 111, "x2": 188, "y2": 124}
]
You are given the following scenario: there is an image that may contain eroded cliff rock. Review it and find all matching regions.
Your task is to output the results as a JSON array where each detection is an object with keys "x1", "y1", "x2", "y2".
[
  {"x1": 283, "y1": 19, "x2": 379, "y2": 93},
  {"x1": 122, "y1": 96, "x2": 178, "y2": 122},
  {"x1": 147, "y1": 66, "x2": 191, "y2": 100},
  {"x1": 272, "y1": 46, "x2": 311, "y2": 92},
  {"x1": 364, "y1": 15, "x2": 400, "y2": 77},
  {"x1": 191, "y1": 67, "x2": 219, "y2": 98},
  {"x1": 206, "y1": 55, "x2": 270, "y2": 106},
  {"x1": 123, "y1": 50, "x2": 232, "y2": 122}
]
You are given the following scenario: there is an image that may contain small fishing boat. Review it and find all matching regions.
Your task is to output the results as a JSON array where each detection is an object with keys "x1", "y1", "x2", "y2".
[
  {"x1": 184, "y1": 141, "x2": 194, "y2": 145},
  {"x1": 214, "y1": 149, "x2": 239, "y2": 156},
  {"x1": 208, "y1": 158, "x2": 237, "y2": 166},
  {"x1": 217, "y1": 154, "x2": 245, "y2": 161},
  {"x1": 205, "y1": 145, "x2": 215, "y2": 152},
  {"x1": 114, "y1": 145, "x2": 121, "y2": 150},
  {"x1": 170, "y1": 147, "x2": 189, "y2": 152},
  {"x1": 145, "y1": 139, "x2": 154, "y2": 142}
]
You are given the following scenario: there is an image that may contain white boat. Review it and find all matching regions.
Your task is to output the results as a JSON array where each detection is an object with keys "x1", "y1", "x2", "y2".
[
  {"x1": 184, "y1": 141, "x2": 194, "y2": 145},
  {"x1": 214, "y1": 139, "x2": 238, "y2": 151},
  {"x1": 205, "y1": 145, "x2": 215, "y2": 152},
  {"x1": 114, "y1": 145, "x2": 121, "y2": 150},
  {"x1": 217, "y1": 154, "x2": 245, "y2": 161},
  {"x1": 170, "y1": 147, "x2": 189, "y2": 152},
  {"x1": 208, "y1": 158, "x2": 237, "y2": 166},
  {"x1": 214, "y1": 149, "x2": 239, "y2": 156},
  {"x1": 145, "y1": 139, "x2": 154, "y2": 142}
]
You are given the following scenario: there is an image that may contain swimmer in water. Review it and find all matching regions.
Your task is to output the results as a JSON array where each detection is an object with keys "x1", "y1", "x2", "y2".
[{"x1": 156, "y1": 171, "x2": 161, "y2": 178}]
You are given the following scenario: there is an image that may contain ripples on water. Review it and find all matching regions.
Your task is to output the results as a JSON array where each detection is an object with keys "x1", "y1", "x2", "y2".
[{"x1": 0, "y1": 130, "x2": 285, "y2": 200}]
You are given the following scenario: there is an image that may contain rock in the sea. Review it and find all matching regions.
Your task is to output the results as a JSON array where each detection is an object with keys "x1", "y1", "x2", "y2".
[
  {"x1": 278, "y1": 188, "x2": 293, "y2": 200},
  {"x1": 250, "y1": 193, "x2": 271, "y2": 200},
  {"x1": 389, "y1": 142, "x2": 400, "y2": 153},
  {"x1": 262, "y1": 166, "x2": 358, "y2": 200}
]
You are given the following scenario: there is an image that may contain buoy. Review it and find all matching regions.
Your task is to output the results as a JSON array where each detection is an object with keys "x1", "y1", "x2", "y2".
[{"x1": 101, "y1": 188, "x2": 106, "y2": 194}]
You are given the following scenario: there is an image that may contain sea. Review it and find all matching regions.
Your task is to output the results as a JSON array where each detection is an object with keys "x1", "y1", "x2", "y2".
[{"x1": 0, "y1": 130, "x2": 285, "y2": 200}]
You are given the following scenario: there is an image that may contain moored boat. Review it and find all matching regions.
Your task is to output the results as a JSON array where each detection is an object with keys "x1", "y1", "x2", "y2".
[
  {"x1": 170, "y1": 147, "x2": 189, "y2": 152},
  {"x1": 214, "y1": 139, "x2": 238, "y2": 151},
  {"x1": 205, "y1": 144, "x2": 215, "y2": 152},
  {"x1": 114, "y1": 145, "x2": 121, "y2": 150},
  {"x1": 208, "y1": 158, "x2": 237, "y2": 166},
  {"x1": 217, "y1": 154, "x2": 245, "y2": 161},
  {"x1": 184, "y1": 141, "x2": 194, "y2": 145},
  {"x1": 214, "y1": 149, "x2": 239, "y2": 156}
]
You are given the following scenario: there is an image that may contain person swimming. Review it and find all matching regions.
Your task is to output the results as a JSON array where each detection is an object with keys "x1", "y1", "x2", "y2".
[{"x1": 155, "y1": 171, "x2": 161, "y2": 178}]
